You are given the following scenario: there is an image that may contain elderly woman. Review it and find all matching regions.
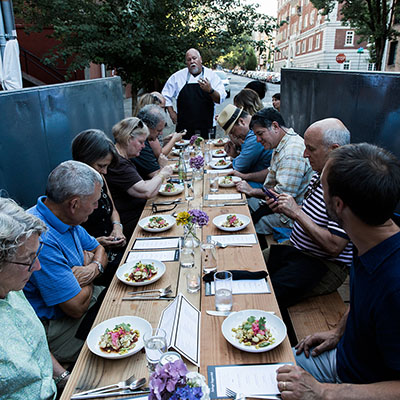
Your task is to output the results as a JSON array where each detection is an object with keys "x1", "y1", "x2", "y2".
[
  {"x1": 106, "y1": 117, "x2": 173, "y2": 238},
  {"x1": 0, "y1": 198, "x2": 70, "y2": 399},
  {"x1": 72, "y1": 129, "x2": 127, "y2": 281},
  {"x1": 234, "y1": 88, "x2": 263, "y2": 116}
]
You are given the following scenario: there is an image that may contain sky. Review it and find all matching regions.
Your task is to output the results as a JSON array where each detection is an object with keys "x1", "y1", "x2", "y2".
[{"x1": 248, "y1": 0, "x2": 277, "y2": 17}]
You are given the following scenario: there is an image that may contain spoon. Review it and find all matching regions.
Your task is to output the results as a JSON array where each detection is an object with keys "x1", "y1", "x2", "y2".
[
  {"x1": 95, "y1": 377, "x2": 146, "y2": 394},
  {"x1": 215, "y1": 241, "x2": 252, "y2": 248},
  {"x1": 73, "y1": 374, "x2": 137, "y2": 397}
]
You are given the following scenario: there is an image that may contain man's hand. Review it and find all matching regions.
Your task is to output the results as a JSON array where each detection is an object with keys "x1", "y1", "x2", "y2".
[
  {"x1": 275, "y1": 193, "x2": 302, "y2": 219},
  {"x1": 72, "y1": 263, "x2": 97, "y2": 287},
  {"x1": 198, "y1": 77, "x2": 212, "y2": 93},
  {"x1": 277, "y1": 365, "x2": 324, "y2": 400},
  {"x1": 97, "y1": 235, "x2": 125, "y2": 248},
  {"x1": 236, "y1": 180, "x2": 253, "y2": 196},
  {"x1": 232, "y1": 170, "x2": 246, "y2": 180},
  {"x1": 110, "y1": 224, "x2": 126, "y2": 248},
  {"x1": 295, "y1": 330, "x2": 341, "y2": 358},
  {"x1": 224, "y1": 141, "x2": 239, "y2": 158},
  {"x1": 158, "y1": 154, "x2": 169, "y2": 168},
  {"x1": 160, "y1": 165, "x2": 173, "y2": 180}
]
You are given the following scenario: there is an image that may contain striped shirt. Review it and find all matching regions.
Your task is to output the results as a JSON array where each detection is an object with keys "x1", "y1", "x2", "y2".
[{"x1": 290, "y1": 173, "x2": 353, "y2": 266}]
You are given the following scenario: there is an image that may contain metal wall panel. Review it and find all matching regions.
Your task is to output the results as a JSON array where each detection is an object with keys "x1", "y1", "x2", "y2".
[
  {"x1": 0, "y1": 77, "x2": 124, "y2": 207},
  {"x1": 281, "y1": 69, "x2": 400, "y2": 158}
]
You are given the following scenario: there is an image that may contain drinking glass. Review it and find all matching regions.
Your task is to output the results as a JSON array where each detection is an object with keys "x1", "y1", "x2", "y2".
[
  {"x1": 180, "y1": 240, "x2": 195, "y2": 268},
  {"x1": 185, "y1": 179, "x2": 194, "y2": 201},
  {"x1": 143, "y1": 328, "x2": 167, "y2": 372},
  {"x1": 186, "y1": 271, "x2": 200, "y2": 293},
  {"x1": 209, "y1": 175, "x2": 219, "y2": 193},
  {"x1": 201, "y1": 241, "x2": 217, "y2": 273},
  {"x1": 208, "y1": 128, "x2": 216, "y2": 142},
  {"x1": 214, "y1": 271, "x2": 233, "y2": 312}
]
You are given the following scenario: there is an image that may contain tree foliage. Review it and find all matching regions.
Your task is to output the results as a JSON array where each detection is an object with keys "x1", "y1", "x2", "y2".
[
  {"x1": 310, "y1": 0, "x2": 400, "y2": 70},
  {"x1": 15, "y1": 0, "x2": 276, "y2": 98}
]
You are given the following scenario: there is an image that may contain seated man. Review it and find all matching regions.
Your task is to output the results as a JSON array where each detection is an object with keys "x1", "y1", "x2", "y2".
[
  {"x1": 25, "y1": 160, "x2": 108, "y2": 363},
  {"x1": 276, "y1": 143, "x2": 400, "y2": 399},
  {"x1": 237, "y1": 108, "x2": 312, "y2": 235},
  {"x1": 217, "y1": 104, "x2": 272, "y2": 188},
  {"x1": 263, "y1": 118, "x2": 353, "y2": 308}
]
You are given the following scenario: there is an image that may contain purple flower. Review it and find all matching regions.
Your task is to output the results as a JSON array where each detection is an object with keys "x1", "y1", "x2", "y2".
[
  {"x1": 189, "y1": 155, "x2": 204, "y2": 170},
  {"x1": 189, "y1": 135, "x2": 199, "y2": 145},
  {"x1": 189, "y1": 209, "x2": 209, "y2": 227},
  {"x1": 170, "y1": 385, "x2": 203, "y2": 400}
]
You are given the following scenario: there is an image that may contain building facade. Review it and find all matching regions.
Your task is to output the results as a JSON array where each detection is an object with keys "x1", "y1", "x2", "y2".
[{"x1": 274, "y1": 0, "x2": 371, "y2": 72}]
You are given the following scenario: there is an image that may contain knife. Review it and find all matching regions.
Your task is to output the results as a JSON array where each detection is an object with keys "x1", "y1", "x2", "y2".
[
  {"x1": 207, "y1": 202, "x2": 247, "y2": 207},
  {"x1": 206, "y1": 310, "x2": 275, "y2": 317},
  {"x1": 122, "y1": 296, "x2": 174, "y2": 301},
  {"x1": 71, "y1": 389, "x2": 150, "y2": 399}
]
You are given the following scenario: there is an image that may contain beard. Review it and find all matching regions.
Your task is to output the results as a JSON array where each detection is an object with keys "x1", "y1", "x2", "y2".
[
  {"x1": 190, "y1": 64, "x2": 201, "y2": 76},
  {"x1": 325, "y1": 200, "x2": 343, "y2": 227}
]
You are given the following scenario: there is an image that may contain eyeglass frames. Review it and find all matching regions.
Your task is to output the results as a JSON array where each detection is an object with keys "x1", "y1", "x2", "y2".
[
  {"x1": 130, "y1": 118, "x2": 144, "y2": 136},
  {"x1": 152, "y1": 202, "x2": 178, "y2": 214},
  {"x1": 11, "y1": 241, "x2": 44, "y2": 272}
]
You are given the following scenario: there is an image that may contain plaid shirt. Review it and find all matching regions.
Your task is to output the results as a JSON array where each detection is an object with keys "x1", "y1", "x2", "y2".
[{"x1": 265, "y1": 128, "x2": 313, "y2": 223}]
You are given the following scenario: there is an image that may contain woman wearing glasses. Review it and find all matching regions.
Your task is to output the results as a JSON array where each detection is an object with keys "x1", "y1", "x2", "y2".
[
  {"x1": 72, "y1": 129, "x2": 127, "y2": 284},
  {"x1": 106, "y1": 117, "x2": 173, "y2": 239},
  {"x1": 0, "y1": 198, "x2": 69, "y2": 399}
]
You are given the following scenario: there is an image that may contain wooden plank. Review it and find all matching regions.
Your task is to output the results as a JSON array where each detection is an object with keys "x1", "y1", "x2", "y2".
[{"x1": 288, "y1": 292, "x2": 348, "y2": 342}]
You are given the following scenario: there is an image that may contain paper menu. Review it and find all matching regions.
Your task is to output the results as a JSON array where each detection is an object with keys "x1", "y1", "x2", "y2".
[
  {"x1": 208, "y1": 233, "x2": 257, "y2": 245},
  {"x1": 132, "y1": 237, "x2": 181, "y2": 250},
  {"x1": 205, "y1": 193, "x2": 242, "y2": 200},
  {"x1": 126, "y1": 250, "x2": 179, "y2": 263},
  {"x1": 207, "y1": 363, "x2": 293, "y2": 398},
  {"x1": 205, "y1": 168, "x2": 234, "y2": 175},
  {"x1": 206, "y1": 279, "x2": 271, "y2": 295},
  {"x1": 158, "y1": 294, "x2": 201, "y2": 366}
]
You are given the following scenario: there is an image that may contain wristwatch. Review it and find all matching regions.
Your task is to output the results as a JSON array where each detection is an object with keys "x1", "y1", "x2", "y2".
[
  {"x1": 93, "y1": 260, "x2": 104, "y2": 274},
  {"x1": 209, "y1": 88, "x2": 215, "y2": 95}
]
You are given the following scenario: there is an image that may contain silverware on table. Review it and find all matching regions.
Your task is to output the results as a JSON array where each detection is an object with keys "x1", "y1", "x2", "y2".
[
  {"x1": 72, "y1": 375, "x2": 137, "y2": 397},
  {"x1": 214, "y1": 241, "x2": 253, "y2": 248},
  {"x1": 127, "y1": 285, "x2": 172, "y2": 296},
  {"x1": 206, "y1": 310, "x2": 275, "y2": 317},
  {"x1": 122, "y1": 295, "x2": 174, "y2": 301},
  {"x1": 71, "y1": 388, "x2": 150, "y2": 399},
  {"x1": 226, "y1": 387, "x2": 281, "y2": 400},
  {"x1": 152, "y1": 198, "x2": 182, "y2": 206},
  {"x1": 206, "y1": 202, "x2": 247, "y2": 207}
]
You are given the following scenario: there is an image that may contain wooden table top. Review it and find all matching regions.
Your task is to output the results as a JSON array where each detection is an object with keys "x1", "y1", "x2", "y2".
[{"x1": 60, "y1": 150, "x2": 294, "y2": 400}]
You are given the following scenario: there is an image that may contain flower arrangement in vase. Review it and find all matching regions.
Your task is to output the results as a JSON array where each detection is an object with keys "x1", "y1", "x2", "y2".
[{"x1": 176, "y1": 209, "x2": 209, "y2": 248}]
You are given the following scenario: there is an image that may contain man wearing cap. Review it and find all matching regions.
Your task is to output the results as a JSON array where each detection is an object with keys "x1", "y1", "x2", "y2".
[
  {"x1": 161, "y1": 48, "x2": 226, "y2": 139},
  {"x1": 217, "y1": 104, "x2": 272, "y2": 188}
]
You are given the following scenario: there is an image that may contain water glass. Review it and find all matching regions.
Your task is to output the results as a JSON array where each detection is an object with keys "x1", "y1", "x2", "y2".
[
  {"x1": 180, "y1": 243, "x2": 195, "y2": 268},
  {"x1": 143, "y1": 328, "x2": 167, "y2": 372},
  {"x1": 209, "y1": 175, "x2": 219, "y2": 193},
  {"x1": 185, "y1": 179, "x2": 194, "y2": 201},
  {"x1": 214, "y1": 271, "x2": 233, "y2": 312},
  {"x1": 186, "y1": 271, "x2": 200, "y2": 293},
  {"x1": 208, "y1": 128, "x2": 216, "y2": 142},
  {"x1": 201, "y1": 241, "x2": 217, "y2": 273},
  {"x1": 204, "y1": 150, "x2": 211, "y2": 164}
]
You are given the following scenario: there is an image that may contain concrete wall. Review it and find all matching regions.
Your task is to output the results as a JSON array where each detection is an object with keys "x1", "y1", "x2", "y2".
[{"x1": 0, "y1": 77, "x2": 124, "y2": 208}]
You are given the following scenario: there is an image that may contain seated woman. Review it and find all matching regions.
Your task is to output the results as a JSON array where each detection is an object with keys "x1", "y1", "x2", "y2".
[
  {"x1": 72, "y1": 129, "x2": 127, "y2": 283},
  {"x1": 0, "y1": 198, "x2": 70, "y2": 399},
  {"x1": 234, "y1": 88, "x2": 263, "y2": 116},
  {"x1": 106, "y1": 117, "x2": 173, "y2": 239}
]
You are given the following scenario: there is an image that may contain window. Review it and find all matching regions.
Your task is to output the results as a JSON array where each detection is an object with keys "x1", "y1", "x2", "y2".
[
  {"x1": 345, "y1": 31, "x2": 354, "y2": 46},
  {"x1": 308, "y1": 37, "x2": 313, "y2": 51},
  {"x1": 343, "y1": 61, "x2": 351, "y2": 70},
  {"x1": 304, "y1": 14, "x2": 308, "y2": 28},
  {"x1": 367, "y1": 63, "x2": 376, "y2": 71},
  {"x1": 388, "y1": 41, "x2": 398, "y2": 65},
  {"x1": 296, "y1": 42, "x2": 300, "y2": 54},
  {"x1": 315, "y1": 34, "x2": 320, "y2": 49},
  {"x1": 310, "y1": 10, "x2": 315, "y2": 25},
  {"x1": 302, "y1": 41, "x2": 306, "y2": 53}
]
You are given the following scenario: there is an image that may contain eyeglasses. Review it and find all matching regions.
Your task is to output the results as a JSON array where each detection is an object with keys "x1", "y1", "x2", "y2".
[
  {"x1": 152, "y1": 202, "x2": 178, "y2": 214},
  {"x1": 11, "y1": 241, "x2": 44, "y2": 272},
  {"x1": 130, "y1": 119, "x2": 144, "y2": 136}
]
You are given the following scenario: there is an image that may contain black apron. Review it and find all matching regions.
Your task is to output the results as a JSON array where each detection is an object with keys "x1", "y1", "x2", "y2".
[{"x1": 176, "y1": 69, "x2": 215, "y2": 139}]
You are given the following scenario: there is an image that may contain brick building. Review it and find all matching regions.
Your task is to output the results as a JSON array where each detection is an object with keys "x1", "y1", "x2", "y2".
[{"x1": 274, "y1": 0, "x2": 372, "y2": 71}]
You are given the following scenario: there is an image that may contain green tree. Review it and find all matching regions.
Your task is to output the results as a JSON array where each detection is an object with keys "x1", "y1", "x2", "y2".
[
  {"x1": 15, "y1": 0, "x2": 275, "y2": 109},
  {"x1": 245, "y1": 47, "x2": 258, "y2": 70},
  {"x1": 310, "y1": 0, "x2": 400, "y2": 70}
]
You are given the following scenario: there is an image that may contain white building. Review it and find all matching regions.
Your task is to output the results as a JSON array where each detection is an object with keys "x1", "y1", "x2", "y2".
[{"x1": 274, "y1": 0, "x2": 373, "y2": 72}]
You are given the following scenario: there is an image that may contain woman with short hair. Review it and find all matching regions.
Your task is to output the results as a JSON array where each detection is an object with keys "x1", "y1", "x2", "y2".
[{"x1": 234, "y1": 88, "x2": 263, "y2": 116}]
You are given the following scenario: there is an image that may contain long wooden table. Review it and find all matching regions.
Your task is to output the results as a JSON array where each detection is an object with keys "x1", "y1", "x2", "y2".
[{"x1": 61, "y1": 154, "x2": 294, "y2": 399}]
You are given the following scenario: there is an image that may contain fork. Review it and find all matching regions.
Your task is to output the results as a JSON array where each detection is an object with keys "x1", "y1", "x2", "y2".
[
  {"x1": 226, "y1": 387, "x2": 281, "y2": 400},
  {"x1": 127, "y1": 285, "x2": 172, "y2": 296}
]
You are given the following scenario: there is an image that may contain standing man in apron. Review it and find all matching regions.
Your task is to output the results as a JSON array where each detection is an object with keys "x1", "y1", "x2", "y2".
[{"x1": 162, "y1": 48, "x2": 226, "y2": 139}]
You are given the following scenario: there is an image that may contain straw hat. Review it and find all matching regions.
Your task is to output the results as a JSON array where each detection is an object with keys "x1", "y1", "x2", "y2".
[{"x1": 217, "y1": 104, "x2": 243, "y2": 135}]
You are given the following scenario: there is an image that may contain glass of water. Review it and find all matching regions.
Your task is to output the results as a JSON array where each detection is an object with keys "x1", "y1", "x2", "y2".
[
  {"x1": 180, "y1": 240, "x2": 195, "y2": 268},
  {"x1": 214, "y1": 271, "x2": 233, "y2": 312},
  {"x1": 185, "y1": 179, "x2": 194, "y2": 201},
  {"x1": 201, "y1": 241, "x2": 217, "y2": 273},
  {"x1": 209, "y1": 175, "x2": 219, "y2": 193},
  {"x1": 208, "y1": 128, "x2": 216, "y2": 142},
  {"x1": 143, "y1": 328, "x2": 167, "y2": 373}
]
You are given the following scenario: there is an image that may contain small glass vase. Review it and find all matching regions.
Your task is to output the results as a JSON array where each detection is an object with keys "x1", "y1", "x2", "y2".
[
  {"x1": 193, "y1": 167, "x2": 203, "y2": 181},
  {"x1": 183, "y1": 223, "x2": 200, "y2": 248}
]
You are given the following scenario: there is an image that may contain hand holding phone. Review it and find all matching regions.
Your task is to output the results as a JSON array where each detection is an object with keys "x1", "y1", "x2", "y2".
[{"x1": 262, "y1": 186, "x2": 278, "y2": 202}]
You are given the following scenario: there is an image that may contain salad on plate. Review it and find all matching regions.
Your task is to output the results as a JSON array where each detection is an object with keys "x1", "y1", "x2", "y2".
[
  {"x1": 124, "y1": 261, "x2": 158, "y2": 282},
  {"x1": 145, "y1": 216, "x2": 169, "y2": 230},
  {"x1": 162, "y1": 183, "x2": 178, "y2": 193},
  {"x1": 216, "y1": 159, "x2": 228, "y2": 166},
  {"x1": 232, "y1": 316, "x2": 275, "y2": 349},
  {"x1": 221, "y1": 214, "x2": 244, "y2": 228},
  {"x1": 98, "y1": 323, "x2": 140, "y2": 355},
  {"x1": 220, "y1": 176, "x2": 233, "y2": 185}
]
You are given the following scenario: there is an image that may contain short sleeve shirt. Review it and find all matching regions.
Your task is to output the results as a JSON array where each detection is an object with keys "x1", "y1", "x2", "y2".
[
  {"x1": 25, "y1": 196, "x2": 99, "y2": 320},
  {"x1": 337, "y1": 231, "x2": 400, "y2": 383},
  {"x1": 0, "y1": 291, "x2": 56, "y2": 399},
  {"x1": 132, "y1": 140, "x2": 160, "y2": 179}
]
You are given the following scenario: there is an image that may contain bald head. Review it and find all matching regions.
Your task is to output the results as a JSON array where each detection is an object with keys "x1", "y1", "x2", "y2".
[
  {"x1": 303, "y1": 118, "x2": 350, "y2": 173},
  {"x1": 185, "y1": 48, "x2": 202, "y2": 76}
]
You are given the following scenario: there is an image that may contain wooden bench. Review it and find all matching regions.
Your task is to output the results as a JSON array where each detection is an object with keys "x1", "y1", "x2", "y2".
[{"x1": 288, "y1": 291, "x2": 348, "y2": 342}]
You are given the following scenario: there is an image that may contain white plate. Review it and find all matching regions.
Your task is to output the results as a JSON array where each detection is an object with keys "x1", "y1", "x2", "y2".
[
  {"x1": 209, "y1": 160, "x2": 232, "y2": 169},
  {"x1": 221, "y1": 310, "x2": 287, "y2": 353},
  {"x1": 172, "y1": 164, "x2": 193, "y2": 174},
  {"x1": 175, "y1": 139, "x2": 190, "y2": 147},
  {"x1": 212, "y1": 149, "x2": 227, "y2": 158},
  {"x1": 116, "y1": 259, "x2": 166, "y2": 287},
  {"x1": 87, "y1": 315, "x2": 152, "y2": 359},
  {"x1": 171, "y1": 149, "x2": 181, "y2": 156},
  {"x1": 138, "y1": 214, "x2": 176, "y2": 232},
  {"x1": 213, "y1": 213, "x2": 250, "y2": 232},
  {"x1": 159, "y1": 183, "x2": 184, "y2": 196},
  {"x1": 218, "y1": 176, "x2": 242, "y2": 188},
  {"x1": 213, "y1": 138, "x2": 228, "y2": 146}
]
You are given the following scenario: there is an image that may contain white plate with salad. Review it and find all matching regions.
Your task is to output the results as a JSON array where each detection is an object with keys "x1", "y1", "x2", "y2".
[
  {"x1": 138, "y1": 214, "x2": 176, "y2": 233},
  {"x1": 213, "y1": 138, "x2": 228, "y2": 146},
  {"x1": 212, "y1": 149, "x2": 227, "y2": 158},
  {"x1": 221, "y1": 310, "x2": 287, "y2": 353},
  {"x1": 209, "y1": 159, "x2": 232, "y2": 169},
  {"x1": 87, "y1": 315, "x2": 152, "y2": 359},
  {"x1": 116, "y1": 259, "x2": 166, "y2": 287},
  {"x1": 212, "y1": 213, "x2": 250, "y2": 232},
  {"x1": 159, "y1": 183, "x2": 184, "y2": 196},
  {"x1": 218, "y1": 176, "x2": 241, "y2": 188},
  {"x1": 174, "y1": 139, "x2": 190, "y2": 147}
]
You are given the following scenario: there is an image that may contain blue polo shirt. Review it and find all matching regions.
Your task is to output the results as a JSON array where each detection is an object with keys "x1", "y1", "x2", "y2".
[
  {"x1": 337, "y1": 231, "x2": 400, "y2": 383},
  {"x1": 24, "y1": 196, "x2": 99, "y2": 320},
  {"x1": 232, "y1": 130, "x2": 272, "y2": 188}
]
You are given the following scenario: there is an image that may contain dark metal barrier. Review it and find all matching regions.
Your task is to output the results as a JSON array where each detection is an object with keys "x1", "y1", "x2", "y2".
[
  {"x1": 0, "y1": 77, "x2": 124, "y2": 207},
  {"x1": 281, "y1": 69, "x2": 400, "y2": 158}
]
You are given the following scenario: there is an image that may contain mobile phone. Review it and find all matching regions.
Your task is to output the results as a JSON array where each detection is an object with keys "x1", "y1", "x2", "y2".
[
  {"x1": 169, "y1": 178, "x2": 181, "y2": 184},
  {"x1": 262, "y1": 186, "x2": 278, "y2": 202}
]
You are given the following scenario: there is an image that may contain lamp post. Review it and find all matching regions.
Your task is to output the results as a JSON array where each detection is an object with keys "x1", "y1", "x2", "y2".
[{"x1": 357, "y1": 47, "x2": 364, "y2": 70}]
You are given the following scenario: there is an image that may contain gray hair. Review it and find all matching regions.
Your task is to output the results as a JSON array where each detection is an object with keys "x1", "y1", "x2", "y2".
[
  {"x1": 137, "y1": 104, "x2": 166, "y2": 130},
  {"x1": 46, "y1": 160, "x2": 103, "y2": 204},
  {"x1": 0, "y1": 198, "x2": 47, "y2": 266},
  {"x1": 322, "y1": 127, "x2": 351, "y2": 148},
  {"x1": 112, "y1": 117, "x2": 150, "y2": 146}
]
